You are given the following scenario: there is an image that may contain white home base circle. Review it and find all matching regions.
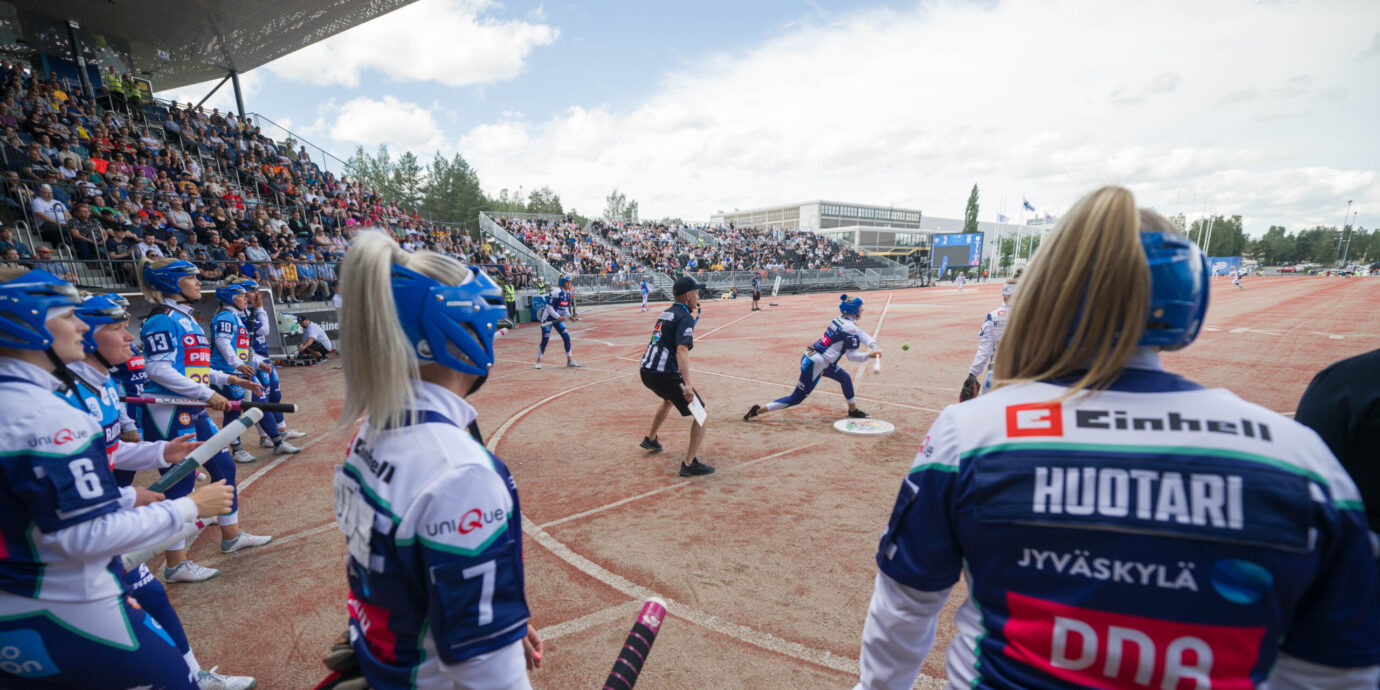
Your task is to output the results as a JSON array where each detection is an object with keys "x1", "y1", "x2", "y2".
[{"x1": 833, "y1": 418, "x2": 896, "y2": 436}]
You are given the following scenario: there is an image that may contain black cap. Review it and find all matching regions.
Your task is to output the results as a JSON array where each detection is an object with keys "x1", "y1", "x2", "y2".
[{"x1": 673, "y1": 276, "x2": 705, "y2": 296}]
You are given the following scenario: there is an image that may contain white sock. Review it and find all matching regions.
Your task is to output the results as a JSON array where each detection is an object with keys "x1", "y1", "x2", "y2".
[
  {"x1": 184, "y1": 649, "x2": 201, "y2": 675},
  {"x1": 765, "y1": 401, "x2": 788, "y2": 412}
]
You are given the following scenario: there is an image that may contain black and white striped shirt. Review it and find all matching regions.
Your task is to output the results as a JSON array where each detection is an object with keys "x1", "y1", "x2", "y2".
[{"x1": 640, "y1": 302, "x2": 695, "y2": 374}]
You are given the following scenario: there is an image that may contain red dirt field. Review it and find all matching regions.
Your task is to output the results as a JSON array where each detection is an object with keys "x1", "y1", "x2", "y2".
[{"x1": 144, "y1": 275, "x2": 1378, "y2": 688}]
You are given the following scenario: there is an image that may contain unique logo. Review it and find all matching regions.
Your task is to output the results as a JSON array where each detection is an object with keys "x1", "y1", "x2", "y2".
[
  {"x1": 53, "y1": 429, "x2": 74, "y2": 445},
  {"x1": 1007, "y1": 402, "x2": 1063, "y2": 437},
  {"x1": 27, "y1": 428, "x2": 89, "y2": 448},
  {"x1": 1002, "y1": 592, "x2": 1264, "y2": 690},
  {"x1": 426, "y1": 507, "x2": 506, "y2": 537}
]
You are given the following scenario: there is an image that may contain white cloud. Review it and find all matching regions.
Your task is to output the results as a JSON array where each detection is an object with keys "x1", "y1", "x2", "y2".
[
  {"x1": 154, "y1": 70, "x2": 264, "y2": 115},
  {"x1": 455, "y1": 0, "x2": 1380, "y2": 233},
  {"x1": 265, "y1": 0, "x2": 559, "y2": 88},
  {"x1": 330, "y1": 96, "x2": 445, "y2": 152}
]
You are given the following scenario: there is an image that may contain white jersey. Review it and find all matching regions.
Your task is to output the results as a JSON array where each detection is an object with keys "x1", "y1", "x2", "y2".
[
  {"x1": 809, "y1": 317, "x2": 877, "y2": 369},
  {"x1": 335, "y1": 381, "x2": 530, "y2": 688},
  {"x1": 0, "y1": 358, "x2": 196, "y2": 645},
  {"x1": 967, "y1": 305, "x2": 1009, "y2": 378},
  {"x1": 858, "y1": 349, "x2": 1380, "y2": 690}
]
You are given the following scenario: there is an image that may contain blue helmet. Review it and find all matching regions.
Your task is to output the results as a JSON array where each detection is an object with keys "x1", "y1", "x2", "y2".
[
  {"x1": 75, "y1": 294, "x2": 130, "y2": 354},
  {"x1": 839, "y1": 293, "x2": 863, "y2": 318},
  {"x1": 0, "y1": 269, "x2": 82, "y2": 350},
  {"x1": 142, "y1": 259, "x2": 199, "y2": 295},
  {"x1": 215, "y1": 283, "x2": 246, "y2": 305},
  {"x1": 105, "y1": 293, "x2": 131, "y2": 309},
  {"x1": 391, "y1": 264, "x2": 507, "y2": 377},
  {"x1": 559, "y1": 275, "x2": 573, "y2": 289},
  {"x1": 234, "y1": 279, "x2": 259, "y2": 292},
  {"x1": 1139, "y1": 232, "x2": 1209, "y2": 350}
]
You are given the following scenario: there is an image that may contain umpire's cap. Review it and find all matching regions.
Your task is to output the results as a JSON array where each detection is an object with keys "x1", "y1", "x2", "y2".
[{"x1": 673, "y1": 276, "x2": 705, "y2": 297}]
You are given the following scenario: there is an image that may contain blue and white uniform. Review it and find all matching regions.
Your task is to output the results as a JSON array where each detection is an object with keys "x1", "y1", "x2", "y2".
[
  {"x1": 0, "y1": 358, "x2": 198, "y2": 688},
  {"x1": 967, "y1": 305, "x2": 1009, "y2": 392},
  {"x1": 59, "y1": 361, "x2": 204, "y2": 679},
  {"x1": 640, "y1": 280, "x2": 650, "y2": 310},
  {"x1": 538, "y1": 286, "x2": 573, "y2": 358},
  {"x1": 765, "y1": 315, "x2": 876, "y2": 412},
  {"x1": 248, "y1": 303, "x2": 287, "y2": 430},
  {"x1": 210, "y1": 305, "x2": 284, "y2": 442},
  {"x1": 140, "y1": 299, "x2": 240, "y2": 526},
  {"x1": 857, "y1": 349, "x2": 1380, "y2": 689},
  {"x1": 334, "y1": 382, "x2": 530, "y2": 689}
]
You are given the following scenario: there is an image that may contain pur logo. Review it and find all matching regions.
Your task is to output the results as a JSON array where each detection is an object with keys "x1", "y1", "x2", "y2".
[
  {"x1": 1007, "y1": 402, "x2": 1063, "y2": 437},
  {"x1": 1003, "y1": 592, "x2": 1263, "y2": 689}
]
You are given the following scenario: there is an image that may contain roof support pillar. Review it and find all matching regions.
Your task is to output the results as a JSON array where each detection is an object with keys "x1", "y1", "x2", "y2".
[
  {"x1": 230, "y1": 69, "x2": 246, "y2": 121},
  {"x1": 66, "y1": 21, "x2": 95, "y2": 100},
  {"x1": 194, "y1": 72, "x2": 233, "y2": 111}
]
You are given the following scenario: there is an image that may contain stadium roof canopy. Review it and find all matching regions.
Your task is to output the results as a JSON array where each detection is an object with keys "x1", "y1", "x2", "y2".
[{"x1": 8, "y1": 0, "x2": 415, "y2": 90}]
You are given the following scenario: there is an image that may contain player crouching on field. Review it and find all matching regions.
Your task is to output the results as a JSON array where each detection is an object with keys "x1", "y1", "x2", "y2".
[{"x1": 744, "y1": 294, "x2": 881, "y2": 422}]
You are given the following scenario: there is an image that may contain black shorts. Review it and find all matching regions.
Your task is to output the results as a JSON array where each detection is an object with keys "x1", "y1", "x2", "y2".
[
  {"x1": 641, "y1": 370, "x2": 704, "y2": 417},
  {"x1": 753, "y1": 291, "x2": 761, "y2": 300}
]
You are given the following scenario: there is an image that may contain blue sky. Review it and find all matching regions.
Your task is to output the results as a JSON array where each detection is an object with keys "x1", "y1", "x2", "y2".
[{"x1": 158, "y1": 0, "x2": 1380, "y2": 233}]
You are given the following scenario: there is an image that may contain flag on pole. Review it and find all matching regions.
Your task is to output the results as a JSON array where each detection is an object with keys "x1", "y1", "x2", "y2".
[
  {"x1": 1044, "y1": 212, "x2": 1053, "y2": 221},
  {"x1": 1023, "y1": 198, "x2": 1036, "y2": 212},
  {"x1": 997, "y1": 213, "x2": 1010, "y2": 223}
]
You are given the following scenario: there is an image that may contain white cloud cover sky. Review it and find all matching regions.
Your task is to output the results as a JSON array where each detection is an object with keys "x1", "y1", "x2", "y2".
[{"x1": 159, "y1": 0, "x2": 1380, "y2": 234}]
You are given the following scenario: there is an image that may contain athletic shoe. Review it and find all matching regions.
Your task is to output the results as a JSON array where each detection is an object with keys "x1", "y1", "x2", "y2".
[
  {"x1": 566, "y1": 361, "x2": 582, "y2": 368},
  {"x1": 164, "y1": 561, "x2": 219, "y2": 583},
  {"x1": 848, "y1": 408, "x2": 871, "y2": 419},
  {"x1": 679, "y1": 459, "x2": 715, "y2": 477},
  {"x1": 258, "y1": 436, "x2": 273, "y2": 448},
  {"x1": 231, "y1": 448, "x2": 256, "y2": 464},
  {"x1": 221, "y1": 531, "x2": 273, "y2": 554},
  {"x1": 639, "y1": 436, "x2": 663, "y2": 452},
  {"x1": 743, "y1": 404, "x2": 761, "y2": 421},
  {"x1": 534, "y1": 361, "x2": 542, "y2": 370},
  {"x1": 273, "y1": 440, "x2": 302, "y2": 454},
  {"x1": 282, "y1": 429, "x2": 307, "y2": 440},
  {"x1": 197, "y1": 666, "x2": 257, "y2": 690}
]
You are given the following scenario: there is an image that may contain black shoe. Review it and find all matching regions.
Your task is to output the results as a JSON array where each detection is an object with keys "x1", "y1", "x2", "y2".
[
  {"x1": 639, "y1": 436, "x2": 663, "y2": 452},
  {"x1": 743, "y1": 404, "x2": 761, "y2": 421},
  {"x1": 848, "y1": 408, "x2": 870, "y2": 418},
  {"x1": 679, "y1": 459, "x2": 715, "y2": 476}
]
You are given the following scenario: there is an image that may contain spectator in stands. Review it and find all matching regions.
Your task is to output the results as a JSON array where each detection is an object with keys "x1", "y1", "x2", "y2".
[
  {"x1": 0, "y1": 247, "x2": 20, "y2": 267},
  {"x1": 133, "y1": 230, "x2": 164, "y2": 260},
  {"x1": 0, "y1": 225, "x2": 33, "y2": 259},
  {"x1": 66, "y1": 202, "x2": 104, "y2": 260},
  {"x1": 31, "y1": 245, "x2": 75, "y2": 282},
  {"x1": 32, "y1": 183, "x2": 71, "y2": 245},
  {"x1": 164, "y1": 197, "x2": 192, "y2": 236}
]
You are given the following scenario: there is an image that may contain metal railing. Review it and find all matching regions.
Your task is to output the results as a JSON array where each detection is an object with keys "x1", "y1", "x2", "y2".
[{"x1": 478, "y1": 213, "x2": 562, "y2": 284}]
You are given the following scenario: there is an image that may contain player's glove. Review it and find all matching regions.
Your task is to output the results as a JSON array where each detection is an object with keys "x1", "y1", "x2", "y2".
[
  {"x1": 959, "y1": 374, "x2": 981, "y2": 402},
  {"x1": 315, "y1": 629, "x2": 371, "y2": 690}
]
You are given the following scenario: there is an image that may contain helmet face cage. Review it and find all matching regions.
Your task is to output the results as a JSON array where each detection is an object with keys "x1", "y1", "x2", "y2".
[
  {"x1": 76, "y1": 295, "x2": 131, "y2": 354},
  {"x1": 1138, "y1": 232, "x2": 1210, "y2": 350},
  {"x1": 0, "y1": 269, "x2": 83, "y2": 350},
  {"x1": 391, "y1": 264, "x2": 506, "y2": 377},
  {"x1": 144, "y1": 259, "x2": 200, "y2": 295}
]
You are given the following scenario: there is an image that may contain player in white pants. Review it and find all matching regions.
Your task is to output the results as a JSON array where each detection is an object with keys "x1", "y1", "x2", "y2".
[{"x1": 960, "y1": 270, "x2": 1020, "y2": 401}]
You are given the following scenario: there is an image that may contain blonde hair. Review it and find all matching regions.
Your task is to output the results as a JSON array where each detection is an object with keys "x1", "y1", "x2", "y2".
[
  {"x1": 994, "y1": 187, "x2": 1176, "y2": 396},
  {"x1": 337, "y1": 230, "x2": 471, "y2": 430},
  {"x1": 135, "y1": 256, "x2": 181, "y2": 303}
]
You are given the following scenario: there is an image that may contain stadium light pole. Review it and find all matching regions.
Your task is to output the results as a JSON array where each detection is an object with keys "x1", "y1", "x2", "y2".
[
  {"x1": 1334, "y1": 200, "x2": 1352, "y2": 264},
  {"x1": 1340, "y1": 208, "x2": 1358, "y2": 265}
]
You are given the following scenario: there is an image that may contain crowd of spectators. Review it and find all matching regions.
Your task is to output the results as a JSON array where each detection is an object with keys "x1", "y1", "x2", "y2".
[{"x1": 0, "y1": 60, "x2": 536, "y2": 300}]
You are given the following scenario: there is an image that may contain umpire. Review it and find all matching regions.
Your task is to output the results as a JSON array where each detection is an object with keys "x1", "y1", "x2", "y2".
[{"x1": 638, "y1": 276, "x2": 714, "y2": 477}]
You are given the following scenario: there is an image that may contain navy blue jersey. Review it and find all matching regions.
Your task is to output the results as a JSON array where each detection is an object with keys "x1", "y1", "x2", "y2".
[{"x1": 640, "y1": 302, "x2": 695, "y2": 374}]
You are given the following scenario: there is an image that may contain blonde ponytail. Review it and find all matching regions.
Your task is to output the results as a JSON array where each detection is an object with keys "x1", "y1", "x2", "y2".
[
  {"x1": 337, "y1": 230, "x2": 471, "y2": 431},
  {"x1": 135, "y1": 255, "x2": 180, "y2": 303},
  {"x1": 994, "y1": 186, "x2": 1152, "y2": 396}
]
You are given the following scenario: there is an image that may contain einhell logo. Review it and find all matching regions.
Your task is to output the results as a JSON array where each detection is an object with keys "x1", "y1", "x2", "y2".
[{"x1": 1007, "y1": 402, "x2": 1063, "y2": 437}]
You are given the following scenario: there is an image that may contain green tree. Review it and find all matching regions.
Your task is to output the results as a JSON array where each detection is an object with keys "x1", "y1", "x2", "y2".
[
  {"x1": 390, "y1": 151, "x2": 424, "y2": 209},
  {"x1": 603, "y1": 188, "x2": 628, "y2": 221},
  {"x1": 526, "y1": 186, "x2": 564, "y2": 215},
  {"x1": 1189, "y1": 215, "x2": 1246, "y2": 258},
  {"x1": 963, "y1": 184, "x2": 980, "y2": 235},
  {"x1": 421, "y1": 153, "x2": 486, "y2": 227}
]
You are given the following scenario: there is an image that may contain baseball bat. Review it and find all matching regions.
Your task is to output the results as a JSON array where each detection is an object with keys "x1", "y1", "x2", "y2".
[
  {"x1": 120, "y1": 517, "x2": 214, "y2": 571},
  {"x1": 148, "y1": 408, "x2": 264, "y2": 493},
  {"x1": 122, "y1": 396, "x2": 297, "y2": 414},
  {"x1": 602, "y1": 597, "x2": 668, "y2": 690},
  {"x1": 872, "y1": 353, "x2": 882, "y2": 375}
]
